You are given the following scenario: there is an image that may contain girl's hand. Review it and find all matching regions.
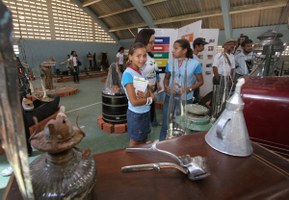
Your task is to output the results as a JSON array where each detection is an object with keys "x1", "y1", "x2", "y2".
[
  {"x1": 136, "y1": 90, "x2": 148, "y2": 99},
  {"x1": 165, "y1": 85, "x2": 176, "y2": 94},
  {"x1": 149, "y1": 94, "x2": 155, "y2": 102},
  {"x1": 149, "y1": 91, "x2": 155, "y2": 101},
  {"x1": 157, "y1": 82, "x2": 162, "y2": 92}
]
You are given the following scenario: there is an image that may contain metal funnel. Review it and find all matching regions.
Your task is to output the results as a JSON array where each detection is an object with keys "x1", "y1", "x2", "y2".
[{"x1": 205, "y1": 78, "x2": 253, "y2": 157}]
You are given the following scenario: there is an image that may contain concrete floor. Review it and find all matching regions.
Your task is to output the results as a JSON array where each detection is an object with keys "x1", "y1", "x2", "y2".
[{"x1": 0, "y1": 76, "x2": 163, "y2": 198}]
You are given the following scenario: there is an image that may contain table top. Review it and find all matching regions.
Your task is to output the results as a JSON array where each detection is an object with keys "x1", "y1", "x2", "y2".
[{"x1": 4, "y1": 132, "x2": 289, "y2": 200}]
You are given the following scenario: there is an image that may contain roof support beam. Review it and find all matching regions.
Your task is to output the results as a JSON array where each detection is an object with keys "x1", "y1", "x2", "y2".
[
  {"x1": 98, "y1": 7, "x2": 135, "y2": 19},
  {"x1": 154, "y1": 10, "x2": 222, "y2": 25},
  {"x1": 108, "y1": 0, "x2": 287, "y2": 32},
  {"x1": 83, "y1": 0, "x2": 102, "y2": 8},
  {"x1": 109, "y1": 10, "x2": 222, "y2": 32},
  {"x1": 91, "y1": 0, "x2": 167, "y2": 18},
  {"x1": 109, "y1": 23, "x2": 147, "y2": 33},
  {"x1": 128, "y1": 0, "x2": 156, "y2": 28},
  {"x1": 230, "y1": 0, "x2": 287, "y2": 14},
  {"x1": 71, "y1": 0, "x2": 119, "y2": 43},
  {"x1": 220, "y1": 0, "x2": 232, "y2": 39},
  {"x1": 143, "y1": 0, "x2": 168, "y2": 6}
]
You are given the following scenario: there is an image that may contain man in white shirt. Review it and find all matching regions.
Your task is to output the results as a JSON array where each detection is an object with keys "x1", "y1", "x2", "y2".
[
  {"x1": 235, "y1": 38, "x2": 254, "y2": 80},
  {"x1": 212, "y1": 39, "x2": 236, "y2": 119}
]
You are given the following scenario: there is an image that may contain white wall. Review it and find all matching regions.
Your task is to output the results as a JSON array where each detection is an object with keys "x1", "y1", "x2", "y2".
[{"x1": 198, "y1": 29, "x2": 220, "y2": 97}]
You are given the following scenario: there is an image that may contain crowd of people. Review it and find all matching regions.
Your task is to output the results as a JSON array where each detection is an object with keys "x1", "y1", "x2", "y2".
[
  {"x1": 119, "y1": 30, "x2": 254, "y2": 147},
  {"x1": 212, "y1": 34, "x2": 253, "y2": 119},
  {"x1": 0, "y1": 30, "x2": 255, "y2": 177}
]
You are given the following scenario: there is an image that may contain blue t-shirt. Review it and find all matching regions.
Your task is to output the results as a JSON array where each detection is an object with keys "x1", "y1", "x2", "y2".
[
  {"x1": 165, "y1": 58, "x2": 202, "y2": 100},
  {"x1": 121, "y1": 67, "x2": 150, "y2": 113}
]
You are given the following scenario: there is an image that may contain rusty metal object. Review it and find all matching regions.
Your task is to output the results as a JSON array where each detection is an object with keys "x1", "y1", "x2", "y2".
[
  {"x1": 40, "y1": 58, "x2": 56, "y2": 90},
  {"x1": 30, "y1": 106, "x2": 96, "y2": 199},
  {"x1": 0, "y1": 2, "x2": 35, "y2": 199}
]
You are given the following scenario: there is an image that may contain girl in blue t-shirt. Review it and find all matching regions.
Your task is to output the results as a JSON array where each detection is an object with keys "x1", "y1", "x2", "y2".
[
  {"x1": 121, "y1": 42, "x2": 155, "y2": 147},
  {"x1": 159, "y1": 39, "x2": 204, "y2": 140}
]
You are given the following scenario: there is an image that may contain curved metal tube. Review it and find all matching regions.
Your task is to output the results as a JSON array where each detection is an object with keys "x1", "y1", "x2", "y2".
[
  {"x1": 121, "y1": 162, "x2": 188, "y2": 175},
  {"x1": 126, "y1": 140, "x2": 183, "y2": 165},
  {"x1": 125, "y1": 141, "x2": 210, "y2": 181}
]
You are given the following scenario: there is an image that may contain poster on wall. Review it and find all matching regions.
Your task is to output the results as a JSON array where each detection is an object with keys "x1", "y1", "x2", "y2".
[
  {"x1": 152, "y1": 28, "x2": 178, "y2": 72},
  {"x1": 152, "y1": 36, "x2": 170, "y2": 72},
  {"x1": 198, "y1": 28, "x2": 219, "y2": 97}
]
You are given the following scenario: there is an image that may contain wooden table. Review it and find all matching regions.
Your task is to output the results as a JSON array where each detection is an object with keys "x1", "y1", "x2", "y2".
[{"x1": 4, "y1": 132, "x2": 289, "y2": 199}]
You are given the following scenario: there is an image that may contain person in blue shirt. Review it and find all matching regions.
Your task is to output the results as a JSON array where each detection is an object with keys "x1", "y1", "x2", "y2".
[
  {"x1": 121, "y1": 42, "x2": 155, "y2": 147},
  {"x1": 159, "y1": 39, "x2": 204, "y2": 140},
  {"x1": 135, "y1": 28, "x2": 162, "y2": 127}
]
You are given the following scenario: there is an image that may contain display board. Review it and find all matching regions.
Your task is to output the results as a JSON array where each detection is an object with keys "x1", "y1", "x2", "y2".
[
  {"x1": 152, "y1": 28, "x2": 178, "y2": 72},
  {"x1": 138, "y1": 21, "x2": 219, "y2": 97},
  {"x1": 178, "y1": 20, "x2": 202, "y2": 45},
  {"x1": 198, "y1": 29, "x2": 219, "y2": 97},
  {"x1": 152, "y1": 37, "x2": 170, "y2": 71}
]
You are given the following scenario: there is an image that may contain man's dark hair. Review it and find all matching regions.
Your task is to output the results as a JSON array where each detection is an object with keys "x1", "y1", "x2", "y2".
[
  {"x1": 118, "y1": 46, "x2": 124, "y2": 52},
  {"x1": 241, "y1": 38, "x2": 253, "y2": 47},
  {"x1": 240, "y1": 34, "x2": 249, "y2": 39}
]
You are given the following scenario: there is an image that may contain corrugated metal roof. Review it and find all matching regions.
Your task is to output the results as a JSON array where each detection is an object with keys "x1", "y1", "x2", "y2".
[{"x1": 79, "y1": 0, "x2": 288, "y2": 41}]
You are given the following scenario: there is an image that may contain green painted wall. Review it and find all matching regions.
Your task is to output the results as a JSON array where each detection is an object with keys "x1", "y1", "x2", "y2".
[{"x1": 17, "y1": 39, "x2": 122, "y2": 77}]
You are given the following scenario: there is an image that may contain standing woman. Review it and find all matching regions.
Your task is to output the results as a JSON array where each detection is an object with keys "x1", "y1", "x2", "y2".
[
  {"x1": 121, "y1": 42, "x2": 155, "y2": 147},
  {"x1": 69, "y1": 50, "x2": 80, "y2": 83},
  {"x1": 159, "y1": 39, "x2": 204, "y2": 140},
  {"x1": 116, "y1": 46, "x2": 125, "y2": 73},
  {"x1": 135, "y1": 28, "x2": 162, "y2": 127}
]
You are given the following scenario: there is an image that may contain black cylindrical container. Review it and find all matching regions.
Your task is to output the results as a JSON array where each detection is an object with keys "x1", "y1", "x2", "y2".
[{"x1": 102, "y1": 92, "x2": 128, "y2": 124}]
